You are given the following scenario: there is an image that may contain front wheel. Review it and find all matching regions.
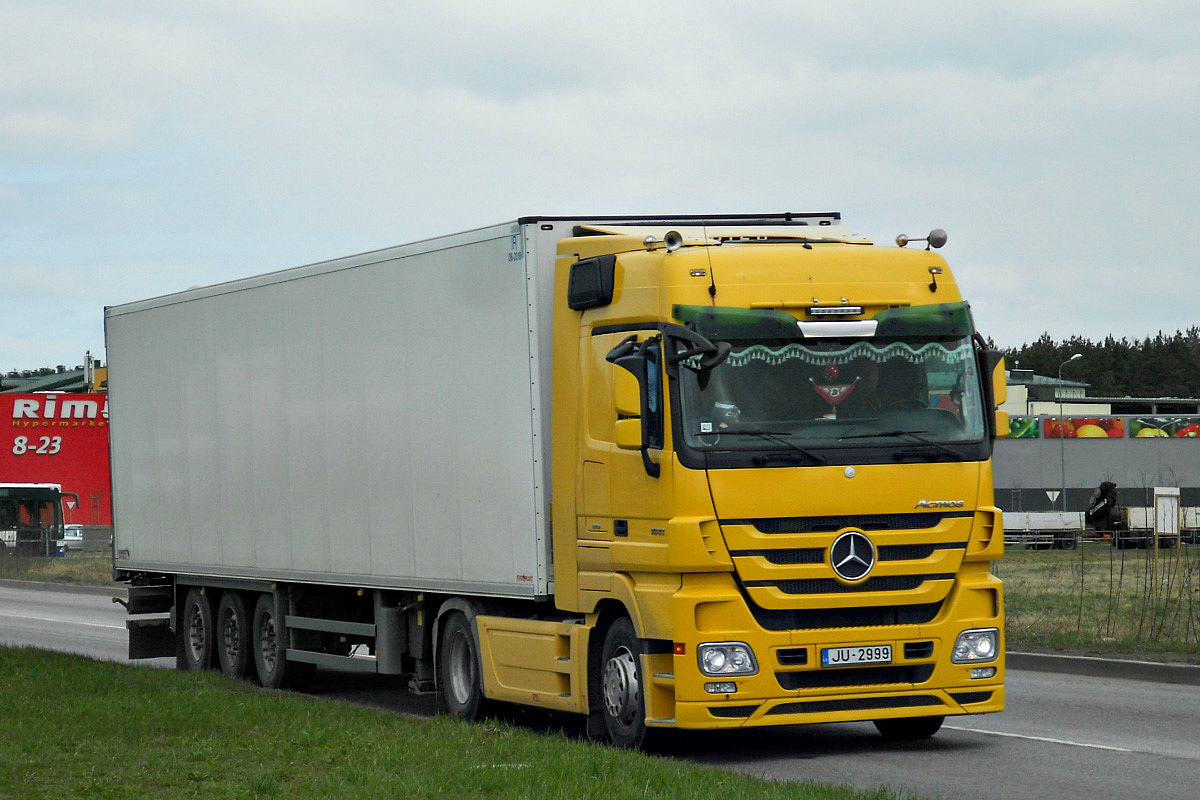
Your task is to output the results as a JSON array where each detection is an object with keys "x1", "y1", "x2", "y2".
[
  {"x1": 874, "y1": 715, "x2": 944, "y2": 740},
  {"x1": 598, "y1": 617, "x2": 651, "y2": 749},
  {"x1": 437, "y1": 611, "x2": 488, "y2": 720}
]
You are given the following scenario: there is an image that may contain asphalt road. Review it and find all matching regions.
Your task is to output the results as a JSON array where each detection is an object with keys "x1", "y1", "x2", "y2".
[
  {"x1": 0, "y1": 581, "x2": 154, "y2": 665},
  {"x1": 4, "y1": 581, "x2": 1200, "y2": 800}
]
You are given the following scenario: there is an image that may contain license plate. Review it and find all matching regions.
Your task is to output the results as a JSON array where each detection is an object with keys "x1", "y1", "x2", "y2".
[{"x1": 821, "y1": 644, "x2": 892, "y2": 667}]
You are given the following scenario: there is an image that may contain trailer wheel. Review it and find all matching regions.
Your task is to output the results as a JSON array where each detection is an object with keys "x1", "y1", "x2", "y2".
[
  {"x1": 598, "y1": 617, "x2": 651, "y2": 749},
  {"x1": 873, "y1": 715, "x2": 944, "y2": 740},
  {"x1": 180, "y1": 588, "x2": 214, "y2": 671},
  {"x1": 437, "y1": 611, "x2": 487, "y2": 720},
  {"x1": 216, "y1": 591, "x2": 251, "y2": 679},
  {"x1": 252, "y1": 593, "x2": 292, "y2": 689}
]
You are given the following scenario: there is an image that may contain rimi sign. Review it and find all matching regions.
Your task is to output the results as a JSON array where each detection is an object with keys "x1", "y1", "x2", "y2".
[{"x1": 2, "y1": 393, "x2": 112, "y2": 527}]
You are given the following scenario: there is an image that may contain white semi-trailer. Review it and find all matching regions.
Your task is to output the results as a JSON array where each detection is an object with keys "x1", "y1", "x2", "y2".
[{"x1": 108, "y1": 214, "x2": 1008, "y2": 747}]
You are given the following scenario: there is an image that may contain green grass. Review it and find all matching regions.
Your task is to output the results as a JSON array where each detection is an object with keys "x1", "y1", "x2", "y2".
[
  {"x1": 0, "y1": 553, "x2": 115, "y2": 586},
  {"x1": 995, "y1": 545, "x2": 1200, "y2": 662},
  {"x1": 0, "y1": 647, "x2": 906, "y2": 800}
]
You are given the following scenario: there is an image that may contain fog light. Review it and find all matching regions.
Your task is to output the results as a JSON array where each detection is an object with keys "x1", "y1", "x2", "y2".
[
  {"x1": 971, "y1": 667, "x2": 997, "y2": 680},
  {"x1": 705, "y1": 682, "x2": 738, "y2": 694},
  {"x1": 952, "y1": 628, "x2": 999, "y2": 664},
  {"x1": 697, "y1": 642, "x2": 758, "y2": 676}
]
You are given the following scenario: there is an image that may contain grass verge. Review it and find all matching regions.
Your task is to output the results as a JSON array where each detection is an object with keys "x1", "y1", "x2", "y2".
[
  {"x1": 0, "y1": 647, "x2": 905, "y2": 800},
  {"x1": 0, "y1": 554, "x2": 115, "y2": 587},
  {"x1": 996, "y1": 545, "x2": 1200, "y2": 663}
]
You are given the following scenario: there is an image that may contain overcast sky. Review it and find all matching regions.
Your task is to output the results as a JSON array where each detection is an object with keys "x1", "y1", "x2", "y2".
[{"x1": 4, "y1": 1, "x2": 1198, "y2": 370}]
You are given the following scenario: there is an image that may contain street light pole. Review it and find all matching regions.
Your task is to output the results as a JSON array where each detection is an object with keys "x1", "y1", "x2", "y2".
[{"x1": 1058, "y1": 353, "x2": 1084, "y2": 514}]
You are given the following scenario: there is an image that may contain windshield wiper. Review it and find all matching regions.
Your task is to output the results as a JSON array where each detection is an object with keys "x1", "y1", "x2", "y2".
[
  {"x1": 839, "y1": 429, "x2": 962, "y2": 461},
  {"x1": 717, "y1": 429, "x2": 828, "y2": 464}
]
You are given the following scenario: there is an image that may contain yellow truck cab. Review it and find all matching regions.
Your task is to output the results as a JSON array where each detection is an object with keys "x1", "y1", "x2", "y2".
[{"x1": 544, "y1": 218, "x2": 1006, "y2": 745}]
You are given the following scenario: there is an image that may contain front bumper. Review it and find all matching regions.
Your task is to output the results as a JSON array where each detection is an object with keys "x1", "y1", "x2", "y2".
[{"x1": 642, "y1": 568, "x2": 1004, "y2": 729}]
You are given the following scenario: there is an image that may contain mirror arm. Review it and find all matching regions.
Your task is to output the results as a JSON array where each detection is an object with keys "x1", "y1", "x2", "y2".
[
  {"x1": 640, "y1": 448, "x2": 661, "y2": 478},
  {"x1": 662, "y1": 324, "x2": 731, "y2": 370},
  {"x1": 605, "y1": 334, "x2": 639, "y2": 364}
]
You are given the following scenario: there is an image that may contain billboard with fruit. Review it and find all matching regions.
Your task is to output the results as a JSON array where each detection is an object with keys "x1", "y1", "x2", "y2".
[
  {"x1": 1129, "y1": 417, "x2": 1200, "y2": 438},
  {"x1": 1008, "y1": 417, "x2": 1039, "y2": 438},
  {"x1": 1042, "y1": 417, "x2": 1125, "y2": 439}
]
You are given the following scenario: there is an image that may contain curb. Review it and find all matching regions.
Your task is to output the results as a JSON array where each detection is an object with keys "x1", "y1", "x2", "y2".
[{"x1": 1008, "y1": 650, "x2": 1200, "y2": 686}]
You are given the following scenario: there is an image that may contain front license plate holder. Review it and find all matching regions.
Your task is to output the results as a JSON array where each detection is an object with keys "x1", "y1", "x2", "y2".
[{"x1": 821, "y1": 644, "x2": 893, "y2": 667}]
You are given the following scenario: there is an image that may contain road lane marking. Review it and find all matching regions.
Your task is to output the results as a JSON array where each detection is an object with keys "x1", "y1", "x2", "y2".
[
  {"x1": 944, "y1": 724, "x2": 1133, "y2": 752},
  {"x1": 0, "y1": 612, "x2": 124, "y2": 631}
]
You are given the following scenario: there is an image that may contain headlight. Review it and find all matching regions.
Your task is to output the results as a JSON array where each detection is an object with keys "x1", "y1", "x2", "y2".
[
  {"x1": 697, "y1": 642, "x2": 758, "y2": 676},
  {"x1": 952, "y1": 628, "x2": 999, "y2": 664}
]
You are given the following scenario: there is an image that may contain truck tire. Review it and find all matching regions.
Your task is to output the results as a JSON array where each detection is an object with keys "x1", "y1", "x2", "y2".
[
  {"x1": 252, "y1": 593, "x2": 290, "y2": 689},
  {"x1": 598, "y1": 616, "x2": 651, "y2": 749},
  {"x1": 1053, "y1": 531, "x2": 1078, "y2": 550},
  {"x1": 216, "y1": 591, "x2": 251, "y2": 679},
  {"x1": 437, "y1": 611, "x2": 488, "y2": 720},
  {"x1": 180, "y1": 588, "x2": 214, "y2": 672},
  {"x1": 873, "y1": 715, "x2": 944, "y2": 740}
]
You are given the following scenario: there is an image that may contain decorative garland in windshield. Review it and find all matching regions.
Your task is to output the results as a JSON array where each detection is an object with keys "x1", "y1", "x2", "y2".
[{"x1": 684, "y1": 340, "x2": 973, "y2": 369}]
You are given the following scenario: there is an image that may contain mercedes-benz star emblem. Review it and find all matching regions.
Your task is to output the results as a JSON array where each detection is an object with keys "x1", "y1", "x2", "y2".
[{"x1": 829, "y1": 531, "x2": 876, "y2": 582}]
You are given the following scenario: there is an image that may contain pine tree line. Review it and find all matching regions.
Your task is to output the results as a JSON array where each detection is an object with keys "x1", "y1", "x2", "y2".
[{"x1": 1001, "y1": 328, "x2": 1200, "y2": 399}]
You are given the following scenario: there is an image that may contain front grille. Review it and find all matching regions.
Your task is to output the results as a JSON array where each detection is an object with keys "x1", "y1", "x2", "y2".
[
  {"x1": 731, "y1": 543, "x2": 963, "y2": 565},
  {"x1": 737, "y1": 548, "x2": 825, "y2": 565},
  {"x1": 746, "y1": 574, "x2": 954, "y2": 595},
  {"x1": 748, "y1": 601, "x2": 943, "y2": 631},
  {"x1": 777, "y1": 665, "x2": 934, "y2": 690},
  {"x1": 725, "y1": 511, "x2": 967, "y2": 631},
  {"x1": 727, "y1": 512, "x2": 956, "y2": 534},
  {"x1": 768, "y1": 695, "x2": 943, "y2": 716},
  {"x1": 879, "y1": 543, "x2": 957, "y2": 560}
]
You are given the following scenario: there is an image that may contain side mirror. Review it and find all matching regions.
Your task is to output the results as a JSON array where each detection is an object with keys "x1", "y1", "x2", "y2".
[
  {"x1": 605, "y1": 335, "x2": 664, "y2": 478},
  {"x1": 614, "y1": 368, "x2": 641, "y2": 418},
  {"x1": 615, "y1": 418, "x2": 643, "y2": 450},
  {"x1": 990, "y1": 355, "x2": 1007, "y2": 407},
  {"x1": 977, "y1": 349, "x2": 1007, "y2": 442}
]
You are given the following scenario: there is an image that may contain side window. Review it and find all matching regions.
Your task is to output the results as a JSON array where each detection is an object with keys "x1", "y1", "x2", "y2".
[{"x1": 587, "y1": 336, "x2": 617, "y2": 443}]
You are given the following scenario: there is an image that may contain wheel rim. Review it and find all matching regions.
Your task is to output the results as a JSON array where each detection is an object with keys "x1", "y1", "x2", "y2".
[
  {"x1": 603, "y1": 645, "x2": 640, "y2": 728},
  {"x1": 221, "y1": 610, "x2": 240, "y2": 662},
  {"x1": 446, "y1": 629, "x2": 474, "y2": 706},
  {"x1": 259, "y1": 612, "x2": 277, "y2": 673},
  {"x1": 186, "y1": 604, "x2": 205, "y2": 663}
]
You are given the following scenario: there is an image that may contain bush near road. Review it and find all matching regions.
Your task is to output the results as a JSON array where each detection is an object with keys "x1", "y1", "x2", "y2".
[
  {"x1": 0, "y1": 553, "x2": 114, "y2": 587},
  {"x1": 0, "y1": 647, "x2": 903, "y2": 800}
]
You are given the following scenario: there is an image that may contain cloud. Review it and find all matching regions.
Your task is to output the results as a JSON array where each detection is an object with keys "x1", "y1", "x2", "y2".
[{"x1": 2, "y1": 1, "x2": 1199, "y2": 367}]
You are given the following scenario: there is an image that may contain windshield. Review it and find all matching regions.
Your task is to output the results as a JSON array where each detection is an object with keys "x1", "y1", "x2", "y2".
[{"x1": 672, "y1": 306, "x2": 988, "y2": 466}]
